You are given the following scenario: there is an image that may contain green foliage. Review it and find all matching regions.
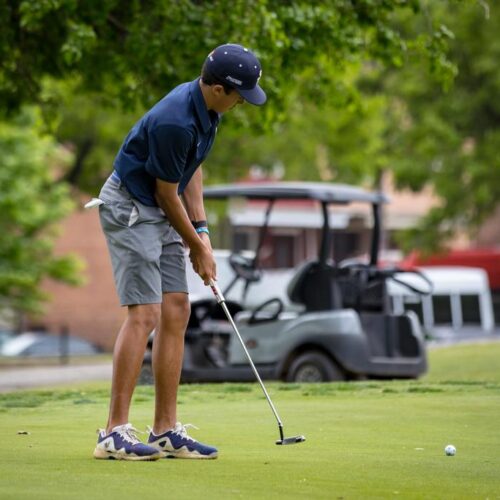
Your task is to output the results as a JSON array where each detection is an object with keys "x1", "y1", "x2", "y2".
[
  {"x1": 0, "y1": 110, "x2": 83, "y2": 315},
  {"x1": 0, "y1": 0, "x2": 455, "y2": 196},
  {"x1": 1, "y1": 0, "x2": 454, "y2": 116},
  {"x1": 206, "y1": 72, "x2": 390, "y2": 187},
  {"x1": 3, "y1": 0, "x2": 491, "y2": 259},
  {"x1": 41, "y1": 80, "x2": 140, "y2": 193},
  {"x1": 380, "y1": 1, "x2": 500, "y2": 251}
]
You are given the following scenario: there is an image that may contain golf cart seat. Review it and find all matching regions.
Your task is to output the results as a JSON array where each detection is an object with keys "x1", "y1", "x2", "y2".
[{"x1": 287, "y1": 260, "x2": 343, "y2": 312}]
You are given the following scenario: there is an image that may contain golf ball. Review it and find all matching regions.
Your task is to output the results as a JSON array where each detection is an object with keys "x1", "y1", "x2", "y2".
[{"x1": 445, "y1": 444, "x2": 456, "y2": 456}]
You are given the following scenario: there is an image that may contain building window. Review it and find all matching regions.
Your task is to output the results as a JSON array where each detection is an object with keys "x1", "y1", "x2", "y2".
[{"x1": 272, "y1": 235, "x2": 295, "y2": 268}]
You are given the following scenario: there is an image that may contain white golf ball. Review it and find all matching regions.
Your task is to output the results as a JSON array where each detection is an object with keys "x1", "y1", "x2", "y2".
[{"x1": 445, "y1": 444, "x2": 456, "y2": 456}]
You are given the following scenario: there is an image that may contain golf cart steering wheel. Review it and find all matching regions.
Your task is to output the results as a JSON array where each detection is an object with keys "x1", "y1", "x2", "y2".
[
  {"x1": 229, "y1": 252, "x2": 262, "y2": 283},
  {"x1": 338, "y1": 262, "x2": 433, "y2": 296},
  {"x1": 248, "y1": 297, "x2": 284, "y2": 325},
  {"x1": 384, "y1": 268, "x2": 434, "y2": 296}
]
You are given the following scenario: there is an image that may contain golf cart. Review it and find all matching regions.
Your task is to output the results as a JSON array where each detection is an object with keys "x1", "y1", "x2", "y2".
[{"x1": 142, "y1": 182, "x2": 431, "y2": 383}]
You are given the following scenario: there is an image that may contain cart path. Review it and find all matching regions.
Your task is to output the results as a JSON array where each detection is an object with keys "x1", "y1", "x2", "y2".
[{"x1": 0, "y1": 363, "x2": 112, "y2": 393}]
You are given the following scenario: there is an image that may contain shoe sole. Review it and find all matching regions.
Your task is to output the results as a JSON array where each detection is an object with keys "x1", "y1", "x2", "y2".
[
  {"x1": 160, "y1": 449, "x2": 218, "y2": 459},
  {"x1": 93, "y1": 448, "x2": 161, "y2": 461}
]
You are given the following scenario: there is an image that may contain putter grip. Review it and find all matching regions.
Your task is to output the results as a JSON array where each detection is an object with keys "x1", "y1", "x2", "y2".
[{"x1": 209, "y1": 279, "x2": 224, "y2": 303}]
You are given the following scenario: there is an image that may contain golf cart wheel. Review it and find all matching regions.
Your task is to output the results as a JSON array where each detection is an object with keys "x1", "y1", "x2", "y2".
[{"x1": 286, "y1": 351, "x2": 346, "y2": 383}]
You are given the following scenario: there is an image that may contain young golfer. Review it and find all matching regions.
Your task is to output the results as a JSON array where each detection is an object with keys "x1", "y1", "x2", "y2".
[{"x1": 92, "y1": 44, "x2": 266, "y2": 460}]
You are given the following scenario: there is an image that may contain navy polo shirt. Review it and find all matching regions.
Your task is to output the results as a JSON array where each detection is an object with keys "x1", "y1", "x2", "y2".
[{"x1": 113, "y1": 78, "x2": 220, "y2": 206}]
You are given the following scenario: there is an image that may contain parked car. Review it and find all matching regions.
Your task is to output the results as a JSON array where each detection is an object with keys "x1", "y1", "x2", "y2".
[
  {"x1": 142, "y1": 181, "x2": 431, "y2": 383},
  {"x1": 1, "y1": 332, "x2": 101, "y2": 357},
  {"x1": 0, "y1": 330, "x2": 15, "y2": 350}
]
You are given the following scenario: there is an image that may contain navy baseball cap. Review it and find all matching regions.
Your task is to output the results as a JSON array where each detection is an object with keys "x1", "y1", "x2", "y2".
[{"x1": 205, "y1": 43, "x2": 266, "y2": 106}]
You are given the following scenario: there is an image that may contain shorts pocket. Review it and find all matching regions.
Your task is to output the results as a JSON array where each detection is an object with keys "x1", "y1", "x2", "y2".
[
  {"x1": 99, "y1": 201, "x2": 138, "y2": 229},
  {"x1": 131, "y1": 201, "x2": 167, "y2": 225}
]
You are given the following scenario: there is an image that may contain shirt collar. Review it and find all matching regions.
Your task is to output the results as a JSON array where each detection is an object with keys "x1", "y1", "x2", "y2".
[{"x1": 190, "y1": 78, "x2": 213, "y2": 133}]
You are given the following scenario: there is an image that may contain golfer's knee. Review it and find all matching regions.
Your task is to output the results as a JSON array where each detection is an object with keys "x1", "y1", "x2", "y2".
[
  {"x1": 127, "y1": 304, "x2": 161, "y2": 334},
  {"x1": 172, "y1": 294, "x2": 191, "y2": 324},
  {"x1": 162, "y1": 293, "x2": 191, "y2": 327}
]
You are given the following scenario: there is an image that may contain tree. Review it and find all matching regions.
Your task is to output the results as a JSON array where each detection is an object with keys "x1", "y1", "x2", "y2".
[
  {"x1": 4, "y1": 0, "x2": 455, "y2": 195},
  {"x1": 2, "y1": 0, "x2": 455, "y2": 315},
  {"x1": 371, "y1": 1, "x2": 499, "y2": 251},
  {"x1": 0, "y1": 110, "x2": 83, "y2": 317},
  {"x1": 1, "y1": 0, "x2": 454, "y2": 117},
  {"x1": 44, "y1": 80, "x2": 139, "y2": 194},
  {"x1": 205, "y1": 71, "x2": 389, "y2": 187},
  {"x1": 1, "y1": 0, "x2": 480, "y2": 322}
]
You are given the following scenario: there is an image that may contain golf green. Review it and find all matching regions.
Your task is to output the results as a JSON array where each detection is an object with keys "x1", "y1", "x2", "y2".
[{"x1": 1, "y1": 341, "x2": 499, "y2": 499}]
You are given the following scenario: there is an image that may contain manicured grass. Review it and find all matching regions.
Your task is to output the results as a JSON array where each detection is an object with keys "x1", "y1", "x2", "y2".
[
  {"x1": 425, "y1": 340, "x2": 500, "y2": 383},
  {"x1": 1, "y1": 342, "x2": 499, "y2": 499}
]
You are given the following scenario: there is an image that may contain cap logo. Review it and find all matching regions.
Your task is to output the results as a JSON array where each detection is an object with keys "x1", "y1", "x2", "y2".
[{"x1": 226, "y1": 75, "x2": 243, "y2": 86}]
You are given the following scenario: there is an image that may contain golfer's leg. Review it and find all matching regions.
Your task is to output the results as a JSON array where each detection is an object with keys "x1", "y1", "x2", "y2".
[
  {"x1": 106, "y1": 303, "x2": 161, "y2": 433},
  {"x1": 152, "y1": 292, "x2": 190, "y2": 433}
]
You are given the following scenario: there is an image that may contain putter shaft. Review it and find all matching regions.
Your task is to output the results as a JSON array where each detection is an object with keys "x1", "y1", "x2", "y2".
[
  {"x1": 209, "y1": 279, "x2": 306, "y2": 446},
  {"x1": 217, "y1": 296, "x2": 284, "y2": 429}
]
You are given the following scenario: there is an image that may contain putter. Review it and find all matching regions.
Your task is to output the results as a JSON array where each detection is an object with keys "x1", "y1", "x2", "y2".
[{"x1": 209, "y1": 279, "x2": 306, "y2": 446}]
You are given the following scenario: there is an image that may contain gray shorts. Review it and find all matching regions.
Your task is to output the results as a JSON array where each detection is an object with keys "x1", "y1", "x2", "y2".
[{"x1": 98, "y1": 176, "x2": 188, "y2": 306}]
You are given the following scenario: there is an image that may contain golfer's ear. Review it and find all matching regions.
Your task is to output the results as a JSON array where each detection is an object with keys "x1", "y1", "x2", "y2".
[{"x1": 211, "y1": 84, "x2": 225, "y2": 98}]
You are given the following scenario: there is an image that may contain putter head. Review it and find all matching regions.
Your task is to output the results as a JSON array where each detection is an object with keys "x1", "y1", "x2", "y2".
[{"x1": 276, "y1": 435, "x2": 306, "y2": 445}]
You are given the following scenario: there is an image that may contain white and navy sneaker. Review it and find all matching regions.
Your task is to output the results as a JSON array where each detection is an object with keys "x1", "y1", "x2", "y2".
[
  {"x1": 148, "y1": 422, "x2": 218, "y2": 459},
  {"x1": 93, "y1": 423, "x2": 162, "y2": 461}
]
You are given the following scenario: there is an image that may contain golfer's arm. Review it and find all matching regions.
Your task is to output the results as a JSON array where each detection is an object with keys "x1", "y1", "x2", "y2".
[
  {"x1": 181, "y1": 166, "x2": 206, "y2": 223},
  {"x1": 154, "y1": 178, "x2": 205, "y2": 252}
]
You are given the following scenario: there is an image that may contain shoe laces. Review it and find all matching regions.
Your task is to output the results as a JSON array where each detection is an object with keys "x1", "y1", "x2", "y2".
[
  {"x1": 148, "y1": 422, "x2": 199, "y2": 442},
  {"x1": 173, "y1": 422, "x2": 199, "y2": 442},
  {"x1": 114, "y1": 423, "x2": 143, "y2": 445}
]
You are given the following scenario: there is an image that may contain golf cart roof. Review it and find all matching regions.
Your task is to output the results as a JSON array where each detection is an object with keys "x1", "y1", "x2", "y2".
[{"x1": 204, "y1": 182, "x2": 388, "y2": 204}]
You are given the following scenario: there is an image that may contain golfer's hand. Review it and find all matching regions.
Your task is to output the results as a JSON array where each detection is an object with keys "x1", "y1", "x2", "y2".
[{"x1": 190, "y1": 243, "x2": 216, "y2": 285}]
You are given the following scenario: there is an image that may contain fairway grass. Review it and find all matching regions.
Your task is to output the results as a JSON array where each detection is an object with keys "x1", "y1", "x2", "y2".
[{"x1": 1, "y1": 342, "x2": 499, "y2": 499}]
